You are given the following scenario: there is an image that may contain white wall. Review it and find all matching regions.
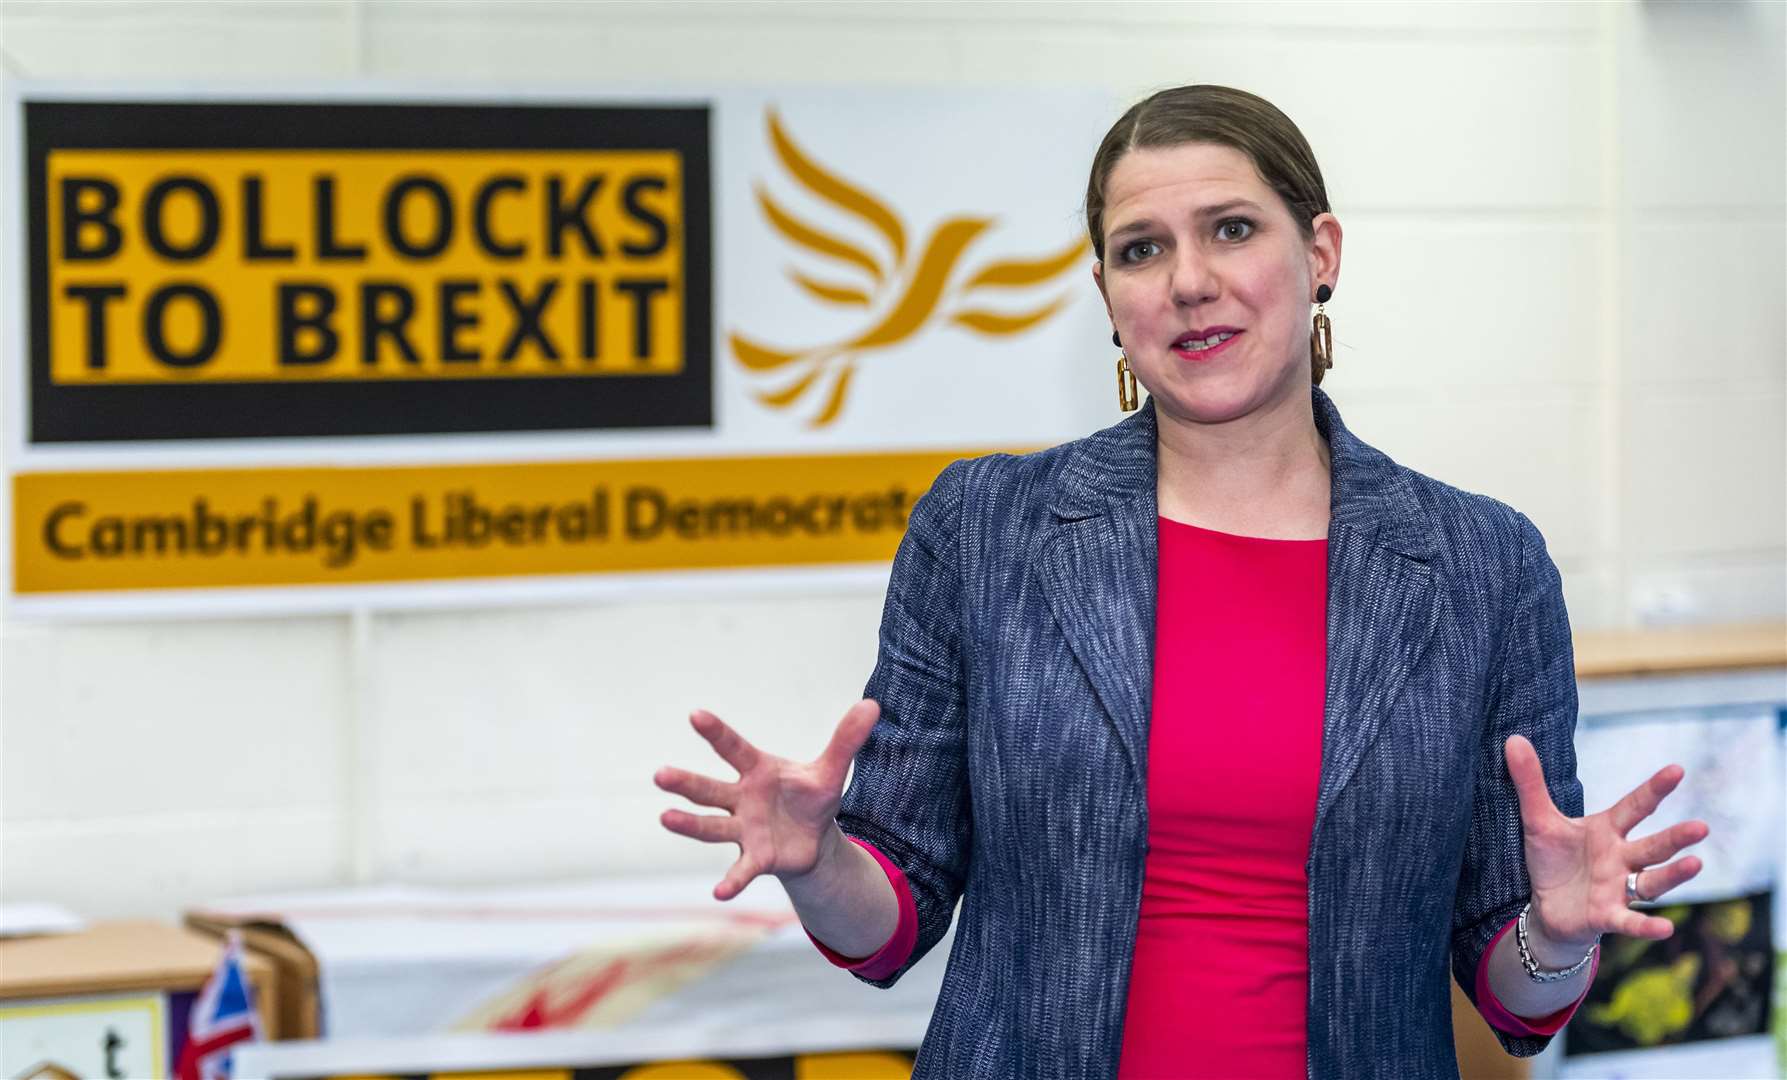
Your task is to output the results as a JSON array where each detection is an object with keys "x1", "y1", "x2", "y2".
[{"x1": 0, "y1": 0, "x2": 1781, "y2": 921}]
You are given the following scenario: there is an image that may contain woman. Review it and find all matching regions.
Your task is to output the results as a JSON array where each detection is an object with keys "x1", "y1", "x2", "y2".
[{"x1": 655, "y1": 86, "x2": 1709, "y2": 1079}]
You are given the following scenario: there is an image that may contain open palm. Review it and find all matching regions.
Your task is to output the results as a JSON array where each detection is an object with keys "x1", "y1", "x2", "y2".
[
  {"x1": 656, "y1": 700, "x2": 880, "y2": 900},
  {"x1": 1505, "y1": 734, "x2": 1709, "y2": 953}
]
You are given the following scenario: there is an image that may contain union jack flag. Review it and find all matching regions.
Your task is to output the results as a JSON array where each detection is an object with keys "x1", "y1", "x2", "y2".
[{"x1": 176, "y1": 933, "x2": 260, "y2": 1080}]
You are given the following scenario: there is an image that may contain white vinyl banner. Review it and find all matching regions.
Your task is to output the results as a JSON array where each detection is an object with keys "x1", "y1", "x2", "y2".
[
  {"x1": 208, "y1": 875, "x2": 949, "y2": 1078},
  {"x1": 4, "y1": 84, "x2": 1123, "y2": 618}
]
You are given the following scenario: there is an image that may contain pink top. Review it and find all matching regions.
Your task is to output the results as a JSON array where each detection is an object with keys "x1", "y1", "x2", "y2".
[
  {"x1": 808, "y1": 516, "x2": 1591, "y2": 1059},
  {"x1": 1115, "y1": 516, "x2": 1331, "y2": 1076}
]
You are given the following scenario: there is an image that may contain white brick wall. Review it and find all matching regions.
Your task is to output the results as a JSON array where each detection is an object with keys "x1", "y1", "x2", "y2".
[{"x1": 0, "y1": 0, "x2": 1780, "y2": 919}]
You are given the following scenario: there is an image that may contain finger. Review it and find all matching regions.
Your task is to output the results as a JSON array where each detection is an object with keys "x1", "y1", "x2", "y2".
[
  {"x1": 659, "y1": 808, "x2": 740, "y2": 844},
  {"x1": 1503, "y1": 735, "x2": 1560, "y2": 826},
  {"x1": 817, "y1": 699, "x2": 881, "y2": 783},
  {"x1": 1612, "y1": 907, "x2": 1677, "y2": 940},
  {"x1": 1607, "y1": 763, "x2": 1685, "y2": 838},
  {"x1": 1633, "y1": 855, "x2": 1704, "y2": 903},
  {"x1": 654, "y1": 765, "x2": 738, "y2": 811},
  {"x1": 690, "y1": 709, "x2": 761, "y2": 775},
  {"x1": 713, "y1": 852, "x2": 762, "y2": 901},
  {"x1": 1625, "y1": 819, "x2": 1709, "y2": 868}
]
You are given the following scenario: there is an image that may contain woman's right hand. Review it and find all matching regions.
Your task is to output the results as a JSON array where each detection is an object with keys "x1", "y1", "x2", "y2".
[{"x1": 655, "y1": 699, "x2": 881, "y2": 901}]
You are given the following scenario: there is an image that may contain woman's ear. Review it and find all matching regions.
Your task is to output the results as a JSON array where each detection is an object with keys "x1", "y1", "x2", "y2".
[
  {"x1": 1310, "y1": 213, "x2": 1343, "y2": 296},
  {"x1": 1092, "y1": 260, "x2": 1113, "y2": 322}
]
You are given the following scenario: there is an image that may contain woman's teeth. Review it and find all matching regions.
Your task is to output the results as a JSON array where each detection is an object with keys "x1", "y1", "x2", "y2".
[{"x1": 1178, "y1": 331, "x2": 1236, "y2": 351}]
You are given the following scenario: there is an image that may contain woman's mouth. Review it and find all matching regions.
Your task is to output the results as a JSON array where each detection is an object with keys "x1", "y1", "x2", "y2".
[{"x1": 1170, "y1": 330, "x2": 1242, "y2": 361}]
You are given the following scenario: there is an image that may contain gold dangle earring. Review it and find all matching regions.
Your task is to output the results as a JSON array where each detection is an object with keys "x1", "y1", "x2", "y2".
[
  {"x1": 1114, "y1": 329, "x2": 1138, "y2": 411},
  {"x1": 1310, "y1": 284, "x2": 1333, "y2": 385}
]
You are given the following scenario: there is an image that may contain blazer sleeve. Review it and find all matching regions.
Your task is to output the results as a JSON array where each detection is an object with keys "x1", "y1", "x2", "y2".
[
  {"x1": 1451, "y1": 510, "x2": 1586, "y2": 1056},
  {"x1": 835, "y1": 459, "x2": 973, "y2": 988}
]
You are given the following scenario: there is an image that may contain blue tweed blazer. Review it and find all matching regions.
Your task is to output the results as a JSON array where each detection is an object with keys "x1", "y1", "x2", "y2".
[{"x1": 838, "y1": 386, "x2": 1585, "y2": 1079}]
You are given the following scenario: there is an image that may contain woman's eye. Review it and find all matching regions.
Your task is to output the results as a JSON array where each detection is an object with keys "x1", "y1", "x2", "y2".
[
  {"x1": 1121, "y1": 240, "x2": 1159, "y2": 263},
  {"x1": 1217, "y1": 218, "x2": 1255, "y2": 241}
]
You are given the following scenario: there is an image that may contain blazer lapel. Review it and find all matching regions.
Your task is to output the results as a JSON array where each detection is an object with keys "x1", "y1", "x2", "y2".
[
  {"x1": 1038, "y1": 401, "x2": 1159, "y2": 793},
  {"x1": 1311, "y1": 388, "x2": 1442, "y2": 838},
  {"x1": 1032, "y1": 389, "x2": 1441, "y2": 817}
]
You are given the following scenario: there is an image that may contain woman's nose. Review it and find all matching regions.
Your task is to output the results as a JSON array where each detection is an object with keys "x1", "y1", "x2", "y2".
[{"x1": 1170, "y1": 246, "x2": 1220, "y2": 307}]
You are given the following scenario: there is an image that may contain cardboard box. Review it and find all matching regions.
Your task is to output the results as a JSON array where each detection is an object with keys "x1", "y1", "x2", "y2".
[{"x1": 0, "y1": 920, "x2": 280, "y2": 1077}]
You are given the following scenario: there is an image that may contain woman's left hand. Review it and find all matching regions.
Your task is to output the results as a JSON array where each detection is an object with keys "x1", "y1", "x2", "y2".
[{"x1": 1504, "y1": 734, "x2": 1710, "y2": 962}]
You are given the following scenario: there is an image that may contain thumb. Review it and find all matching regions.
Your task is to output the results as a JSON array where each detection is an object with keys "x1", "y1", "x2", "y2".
[
  {"x1": 1504, "y1": 734, "x2": 1558, "y2": 828},
  {"x1": 818, "y1": 698, "x2": 881, "y2": 784}
]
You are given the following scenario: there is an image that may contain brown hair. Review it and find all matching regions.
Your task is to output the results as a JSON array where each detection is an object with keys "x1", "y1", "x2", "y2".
[{"x1": 1084, "y1": 85, "x2": 1331, "y2": 262}]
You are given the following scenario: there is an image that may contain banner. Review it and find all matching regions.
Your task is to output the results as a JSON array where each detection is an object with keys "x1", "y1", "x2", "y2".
[
  {"x1": 13, "y1": 450, "x2": 954, "y2": 592},
  {"x1": 205, "y1": 875, "x2": 947, "y2": 1080},
  {"x1": 29, "y1": 103, "x2": 707, "y2": 441},
  {"x1": 5, "y1": 86, "x2": 1119, "y2": 616}
]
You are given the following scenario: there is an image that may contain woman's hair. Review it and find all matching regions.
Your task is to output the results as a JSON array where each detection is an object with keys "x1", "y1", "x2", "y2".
[{"x1": 1083, "y1": 85, "x2": 1331, "y2": 262}]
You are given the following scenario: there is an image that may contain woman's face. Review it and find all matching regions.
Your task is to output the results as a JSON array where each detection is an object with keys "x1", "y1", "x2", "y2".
[{"x1": 1093, "y1": 142, "x2": 1340, "y2": 428}]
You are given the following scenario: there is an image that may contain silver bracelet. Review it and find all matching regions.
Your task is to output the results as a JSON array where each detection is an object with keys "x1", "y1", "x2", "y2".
[{"x1": 1515, "y1": 901, "x2": 1597, "y2": 983}]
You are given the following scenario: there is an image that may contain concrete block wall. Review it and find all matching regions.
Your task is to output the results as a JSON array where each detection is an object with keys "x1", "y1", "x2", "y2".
[{"x1": 0, "y1": 0, "x2": 1780, "y2": 920}]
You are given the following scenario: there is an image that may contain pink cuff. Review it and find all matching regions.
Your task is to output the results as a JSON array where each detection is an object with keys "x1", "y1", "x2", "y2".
[
  {"x1": 1474, "y1": 914, "x2": 1599, "y2": 1036},
  {"x1": 804, "y1": 836, "x2": 919, "y2": 980}
]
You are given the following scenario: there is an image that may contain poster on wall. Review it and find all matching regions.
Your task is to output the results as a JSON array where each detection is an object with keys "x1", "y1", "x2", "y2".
[
  {"x1": 1557, "y1": 704, "x2": 1784, "y2": 1079},
  {"x1": 0, "y1": 992, "x2": 167, "y2": 1080},
  {"x1": 3, "y1": 85, "x2": 1121, "y2": 617},
  {"x1": 1778, "y1": 719, "x2": 1786, "y2": 1077}
]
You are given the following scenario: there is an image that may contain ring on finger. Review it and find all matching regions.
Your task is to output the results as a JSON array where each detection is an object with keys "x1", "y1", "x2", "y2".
[{"x1": 1625, "y1": 870, "x2": 1653, "y2": 905}]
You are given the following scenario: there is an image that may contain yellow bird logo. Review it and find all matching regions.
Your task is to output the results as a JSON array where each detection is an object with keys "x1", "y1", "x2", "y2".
[{"x1": 731, "y1": 108, "x2": 1087, "y2": 427}]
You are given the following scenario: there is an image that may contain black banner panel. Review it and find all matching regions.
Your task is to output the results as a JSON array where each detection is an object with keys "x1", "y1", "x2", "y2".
[{"x1": 25, "y1": 101, "x2": 713, "y2": 442}]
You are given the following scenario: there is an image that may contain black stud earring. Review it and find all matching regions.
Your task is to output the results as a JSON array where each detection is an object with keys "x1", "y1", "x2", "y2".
[
  {"x1": 1112, "y1": 330, "x2": 1122, "y2": 348},
  {"x1": 1315, "y1": 284, "x2": 1332, "y2": 304}
]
